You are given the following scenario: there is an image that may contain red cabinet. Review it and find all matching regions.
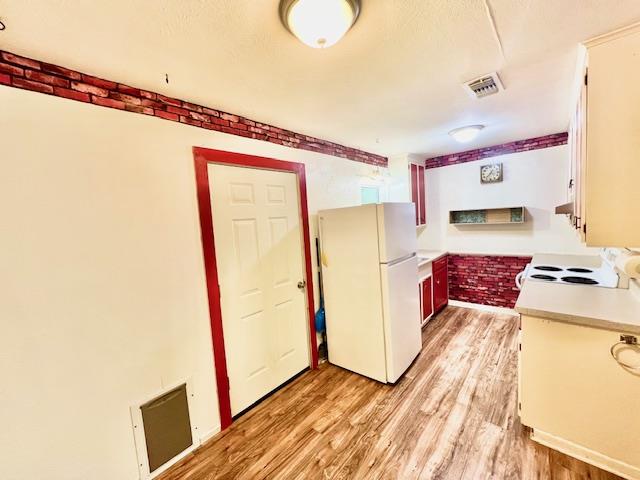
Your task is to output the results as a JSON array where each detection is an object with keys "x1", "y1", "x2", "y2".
[
  {"x1": 418, "y1": 165, "x2": 426, "y2": 226},
  {"x1": 419, "y1": 256, "x2": 448, "y2": 327},
  {"x1": 409, "y1": 163, "x2": 426, "y2": 227},
  {"x1": 421, "y1": 276, "x2": 433, "y2": 322},
  {"x1": 433, "y1": 256, "x2": 449, "y2": 313}
]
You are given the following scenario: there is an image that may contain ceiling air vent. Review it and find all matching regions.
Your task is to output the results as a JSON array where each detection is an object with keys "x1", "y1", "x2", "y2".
[{"x1": 463, "y1": 72, "x2": 504, "y2": 99}]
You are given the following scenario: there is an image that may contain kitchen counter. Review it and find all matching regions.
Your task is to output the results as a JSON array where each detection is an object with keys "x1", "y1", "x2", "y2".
[
  {"x1": 515, "y1": 253, "x2": 640, "y2": 334},
  {"x1": 417, "y1": 250, "x2": 447, "y2": 268}
]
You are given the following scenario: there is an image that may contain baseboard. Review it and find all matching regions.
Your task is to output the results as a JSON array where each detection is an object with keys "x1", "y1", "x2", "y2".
[
  {"x1": 199, "y1": 424, "x2": 221, "y2": 444},
  {"x1": 448, "y1": 300, "x2": 518, "y2": 316},
  {"x1": 531, "y1": 429, "x2": 640, "y2": 480}
]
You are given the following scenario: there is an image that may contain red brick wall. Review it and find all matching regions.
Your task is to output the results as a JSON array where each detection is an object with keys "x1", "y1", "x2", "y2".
[
  {"x1": 448, "y1": 254, "x2": 531, "y2": 308},
  {"x1": 425, "y1": 132, "x2": 568, "y2": 169},
  {"x1": 0, "y1": 50, "x2": 387, "y2": 167}
]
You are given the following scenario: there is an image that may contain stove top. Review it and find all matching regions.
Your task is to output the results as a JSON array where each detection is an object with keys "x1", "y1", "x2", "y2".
[
  {"x1": 530, "y1": 274, "x2": 557, "y2": 281},
  {"x1": 523, "y1": 263, "x2": 618, "y2": 288},
  {"x1": 561, "y1": 276, "x2": 599, "y2": 285},
  {"x1": 566, "y1": 267, "x2": 593, "y2": 273},
  {"x1": 533, "y1": 265, "x2": 563, "y2": 272}
]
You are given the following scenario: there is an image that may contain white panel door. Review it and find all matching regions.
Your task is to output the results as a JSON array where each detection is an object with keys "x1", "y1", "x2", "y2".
[{"x1": 208, "y1": 163, "x2": 310, "y2": 415}]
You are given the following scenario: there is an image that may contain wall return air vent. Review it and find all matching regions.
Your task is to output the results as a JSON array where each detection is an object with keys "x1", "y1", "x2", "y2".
[{"x1": 463, "y1": 72, "x2": 504, "y2": 99}]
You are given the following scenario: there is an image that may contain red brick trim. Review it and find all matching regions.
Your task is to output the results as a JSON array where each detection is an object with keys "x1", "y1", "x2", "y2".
[
  {"x1": 425, "y1": 132, "x2": 568, "y2": 170},
  {"x1": 0, "y1": 50, "x2": 387, "y2": 167},
  {"x1": 448, "y1": 254, "x2": 531, "y2": 308}
]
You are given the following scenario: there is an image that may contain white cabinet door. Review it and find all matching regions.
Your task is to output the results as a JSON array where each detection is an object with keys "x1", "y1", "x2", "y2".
[
  {"x1": 520, "y1": 315, "x2": 640, "y2": 478},
  {"x1": 209, "y1": 164, "x2": 310, "y2": 415}
]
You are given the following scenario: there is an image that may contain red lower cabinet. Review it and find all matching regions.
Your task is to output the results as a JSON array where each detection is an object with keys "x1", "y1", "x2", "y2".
[
  {"x1": 433, "y1": 257, "x2": 449, "y2": 313},
  {"x1": 421, "y1": 276, "x2": 433, "y2": 322}
]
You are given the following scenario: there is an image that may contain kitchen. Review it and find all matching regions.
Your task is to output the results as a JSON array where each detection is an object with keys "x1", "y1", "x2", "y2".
[{"x1": 1, "y1": 1, "x2": 640, "y2": 480}]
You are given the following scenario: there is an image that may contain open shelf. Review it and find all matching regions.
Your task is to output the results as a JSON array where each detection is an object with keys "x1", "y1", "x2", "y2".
[{"x1": 449, "y1": 207, "x2": 525, "y2": 225}]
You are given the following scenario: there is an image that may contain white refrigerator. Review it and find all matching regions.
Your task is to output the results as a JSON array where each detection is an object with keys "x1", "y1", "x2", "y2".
[{"x1": 318, "y1": 203, "x2": 422, "y2": 383}]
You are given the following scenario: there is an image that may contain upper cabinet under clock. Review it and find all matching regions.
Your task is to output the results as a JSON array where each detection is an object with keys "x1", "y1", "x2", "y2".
[
  {"x1": 565, "y1": 22, "x2": 640, "y2": 247},
  {"x1": 409, "y1": 163, "x2": 426, "y2": 227}
]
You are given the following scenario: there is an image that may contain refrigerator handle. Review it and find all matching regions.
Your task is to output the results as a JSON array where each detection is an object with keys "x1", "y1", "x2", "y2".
[{"x1": 385, "y1": 252, "x2": 417, "y2": 267}]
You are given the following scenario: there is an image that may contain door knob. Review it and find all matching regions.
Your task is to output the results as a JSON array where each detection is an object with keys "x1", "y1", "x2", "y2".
[{"x1": 297, "y1": 280, "x2": 306, "y2": 290}]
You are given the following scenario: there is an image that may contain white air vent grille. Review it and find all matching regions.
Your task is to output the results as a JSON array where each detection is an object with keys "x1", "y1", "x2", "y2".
[{"x1": 463, "y1": 72, "x2": 504, "y2": 99}]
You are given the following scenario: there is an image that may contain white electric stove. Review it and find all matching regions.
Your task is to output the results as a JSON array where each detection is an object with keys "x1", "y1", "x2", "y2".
[{"x1": 516, "y1": 261, "x2": 619, "y2": 289}]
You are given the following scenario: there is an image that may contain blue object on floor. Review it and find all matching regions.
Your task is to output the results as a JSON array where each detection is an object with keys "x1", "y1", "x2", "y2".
[
  {"x1": 315, "y1": 304, "x2": 326, "y2": 333},
  {"x1": 314, "y1": 237, "x2": 326, "y2": 334}
]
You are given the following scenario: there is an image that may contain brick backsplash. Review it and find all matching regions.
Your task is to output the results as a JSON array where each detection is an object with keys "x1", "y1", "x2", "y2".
[
  {"x1": 0, "y1": 50, "x2": 387, "y2": 167},
  {"x1": 425, "y1": 132, "x2": 568, "y2": 169},
  {"x1": 448, "y1": 254, "x2": 531, "y2": 308}
]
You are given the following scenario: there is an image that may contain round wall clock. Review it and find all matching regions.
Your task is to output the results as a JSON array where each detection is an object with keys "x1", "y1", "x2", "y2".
[{"x1": 480, "y1": 163, "x2": 503, "y2": 183}]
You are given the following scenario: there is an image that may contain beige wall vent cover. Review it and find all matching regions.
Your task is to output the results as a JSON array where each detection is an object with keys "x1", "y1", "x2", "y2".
[
  {"x1": 463, "y1": 72, "x2": 504, "y2": 99},
  {"x1": 131, "y1": 380, "x2": 200, "y2": 478},
  {"x1": 141, "y1": 384, "x2": 193, "y2": 473}
]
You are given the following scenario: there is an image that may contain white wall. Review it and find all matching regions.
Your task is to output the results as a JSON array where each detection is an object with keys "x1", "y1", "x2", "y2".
[
  {"x1": 419, "y1": 145, "x2": 595, "y2": 256},
  {"x1": 0, "y1": 86, "x2": 387, "y2": 480}
]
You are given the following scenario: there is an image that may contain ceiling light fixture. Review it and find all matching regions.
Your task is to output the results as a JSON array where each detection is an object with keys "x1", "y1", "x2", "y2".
[
  {"x1": 279, "y1": 0, "x2": 360, "y2": 49},
  {"x1": 448, "y1": 125, "x2": 485, "y2": 143}
]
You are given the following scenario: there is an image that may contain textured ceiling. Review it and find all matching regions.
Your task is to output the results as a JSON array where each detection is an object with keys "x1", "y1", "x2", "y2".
[{"x1": 1, "y1": 0, "x2": 640, "y2": 157}]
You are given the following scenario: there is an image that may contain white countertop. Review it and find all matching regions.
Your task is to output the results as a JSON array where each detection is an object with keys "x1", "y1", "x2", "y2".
[
  {"x1": 417, "y1": 250, "x2": 447, "y2": 267},
  {"x1": 515, "y1": 253, "x2": 640, "y2": 334}
]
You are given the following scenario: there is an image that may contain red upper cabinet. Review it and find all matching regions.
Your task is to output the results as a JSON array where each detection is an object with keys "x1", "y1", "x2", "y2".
[
  {"x1": 409, "y1": 163, "x2": 426, "y2": 227},
  {"x1": 410, "y1": 164, "x2": 419, "y2": 225},
  {"x1": 418, "y1": 165, "x2": 426, "y2": 226}
]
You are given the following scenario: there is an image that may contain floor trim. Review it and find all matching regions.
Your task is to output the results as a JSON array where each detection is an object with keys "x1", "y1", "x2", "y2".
[
  {"x1": 531, "y1": 429, "x2": 640, "y2": 480},
  {"x1": 448, "y1": 300, "x2": 518, "y2": 316}
]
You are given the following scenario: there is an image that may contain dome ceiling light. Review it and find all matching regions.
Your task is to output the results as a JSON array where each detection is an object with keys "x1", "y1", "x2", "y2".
[
  {"x1": 279, "y1": 0, "x2": 361, "y2": 49},
  {"x1": 449, "y1": 125, "x2": 485, "y2": 143}
]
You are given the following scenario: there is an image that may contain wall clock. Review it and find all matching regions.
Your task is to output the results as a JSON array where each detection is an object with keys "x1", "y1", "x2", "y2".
[{"x1": 480, "y1": 162, "x2": 503, "y2": 183}]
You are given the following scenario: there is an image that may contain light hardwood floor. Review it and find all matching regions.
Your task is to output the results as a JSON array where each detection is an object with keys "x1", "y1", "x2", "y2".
[{"x1": 159, "y1": 307, "x2": 623, "y2": 480}]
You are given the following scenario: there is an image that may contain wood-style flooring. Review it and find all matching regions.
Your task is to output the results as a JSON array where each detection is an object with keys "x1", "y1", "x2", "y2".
[{"x1": 159, "y1": 307, "x2": 623, "y2": 480}]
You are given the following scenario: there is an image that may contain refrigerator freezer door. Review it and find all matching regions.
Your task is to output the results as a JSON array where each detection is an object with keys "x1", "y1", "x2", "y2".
[
  {"x1": 377, "y1": 203, "x2": 417, "y2": 263},
  {"x1": 380, "y1": 255, "x2": 422, "y2": 383},
  {"x1": 318, "y1": 205, "x2": 388, "y2": 383}
]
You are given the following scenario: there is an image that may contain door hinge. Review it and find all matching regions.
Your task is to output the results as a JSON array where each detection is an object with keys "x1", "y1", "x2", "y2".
[
  {"x1": 584, "y1": 73, "x2": 588, "y2": 86},
  {"x1": 519, "y1": 343, "x2": 522, "y2": 351},
  {"x1": 518, "y1": 402, "x2": 522, "y2": 410},
  {"x1": 583, "y1": 223, "x2": 587, "y2": 234}
]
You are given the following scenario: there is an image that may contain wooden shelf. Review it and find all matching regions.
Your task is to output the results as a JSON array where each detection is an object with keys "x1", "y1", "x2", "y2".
[{"x1": 449, "y1": 207, "x2": 525, "y2": 225}]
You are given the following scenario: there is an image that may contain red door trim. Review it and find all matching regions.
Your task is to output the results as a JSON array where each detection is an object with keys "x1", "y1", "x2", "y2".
[{"x1": 192, "y1": 147, "x2": 318, "y2": 430}]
